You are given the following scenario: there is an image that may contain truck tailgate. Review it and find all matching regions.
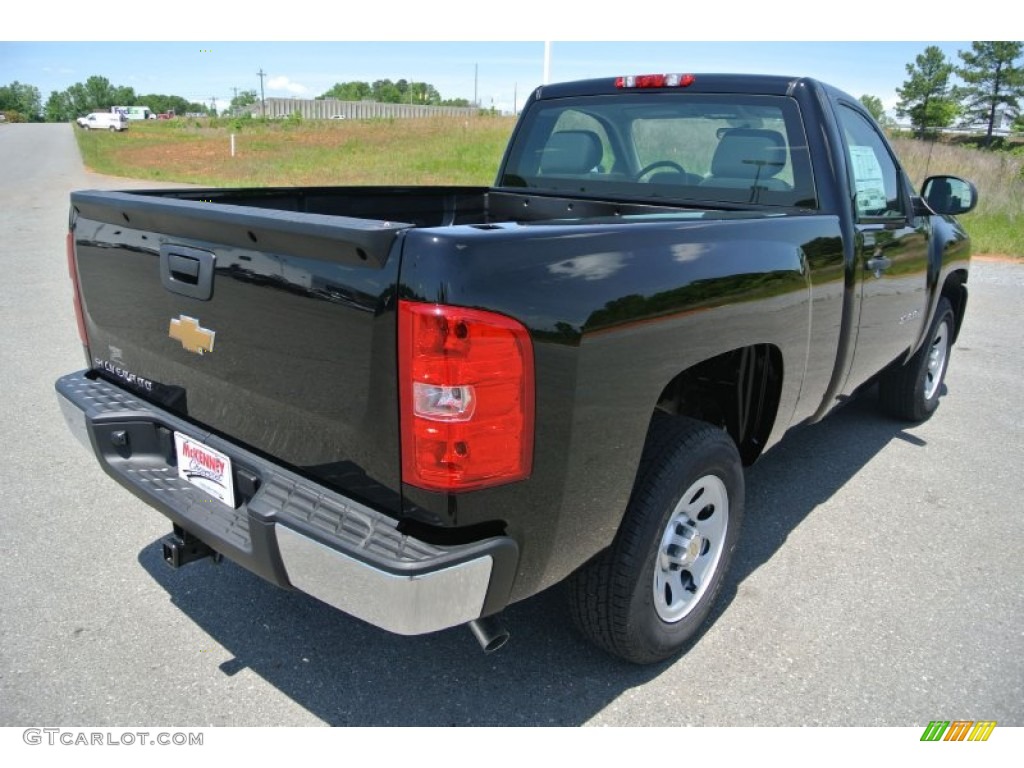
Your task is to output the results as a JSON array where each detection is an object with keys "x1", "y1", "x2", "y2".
[{"x1": 70, "y1": 190, "x2": 410, "y2": 512}]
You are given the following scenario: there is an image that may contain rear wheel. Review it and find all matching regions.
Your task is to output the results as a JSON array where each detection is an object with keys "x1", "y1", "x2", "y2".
[
  {"x1": 568, "y1": 416, "x2": 744, "y2": 664},
  {"x1": 879, "y1": 297, "x2": 955, "y2": 421}
]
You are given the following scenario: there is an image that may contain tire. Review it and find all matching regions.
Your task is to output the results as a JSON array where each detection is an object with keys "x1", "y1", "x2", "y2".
[
  {"x1": 878, "y1": 297, "x2": 954, "y2": 421},
  {"x1": 568, "y1": 415, "x2": 744, "y2": 664},
  {"x1": 109, "y1": 125, "x2": 116, "y2": 132}
]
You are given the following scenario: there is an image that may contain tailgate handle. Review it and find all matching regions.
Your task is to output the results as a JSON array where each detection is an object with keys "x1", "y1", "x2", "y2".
[
  {"x1": 160, "y1": 245, "x2": 216, "y2": 300},
  {"x1": 168, "y1": 254, "x2": 200, "y2": 283}
]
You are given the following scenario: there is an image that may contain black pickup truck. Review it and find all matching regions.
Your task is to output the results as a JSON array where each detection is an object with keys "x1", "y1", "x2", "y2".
[{"x1": 55, "y1": 73, "x2": 976, "y2": 664}]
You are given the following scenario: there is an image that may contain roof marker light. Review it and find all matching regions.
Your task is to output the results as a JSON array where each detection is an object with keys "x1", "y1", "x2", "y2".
[{"x1": 615, "y1": 73, "x2": 695, "y2": 89}]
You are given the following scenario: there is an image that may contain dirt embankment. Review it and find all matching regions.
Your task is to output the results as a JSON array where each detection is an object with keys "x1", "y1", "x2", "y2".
[{"x1": 973, "y1": 254, "x2": 1022, "y2": 263}]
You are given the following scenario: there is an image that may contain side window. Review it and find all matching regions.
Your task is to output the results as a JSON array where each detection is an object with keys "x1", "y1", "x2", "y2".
[{"x1": 837, "y1": 105, "x2": 902, "y2": 218}]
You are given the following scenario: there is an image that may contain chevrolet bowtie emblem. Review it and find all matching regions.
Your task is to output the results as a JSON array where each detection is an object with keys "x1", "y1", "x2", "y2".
[{"x1": 169, "y1": 315, "x2": 215, "y2": 355}]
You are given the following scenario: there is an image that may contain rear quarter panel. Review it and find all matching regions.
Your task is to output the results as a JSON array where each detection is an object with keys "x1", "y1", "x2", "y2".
[{"x1": 399, "y1": 214, "x2": 845, "y2": 599}]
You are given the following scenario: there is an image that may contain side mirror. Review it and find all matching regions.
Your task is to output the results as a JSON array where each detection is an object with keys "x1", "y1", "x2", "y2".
[{"x1": 921, "y1": 175, "x2": 978, "y2": 216}]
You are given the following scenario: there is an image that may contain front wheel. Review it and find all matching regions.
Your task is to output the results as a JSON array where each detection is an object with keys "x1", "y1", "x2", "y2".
[
  {"x1": 878, "y1": 297, "x2": 955, "y2": 421},
  {"x1": 568, "y1": 416, "x2": 744, "y2": 664}
]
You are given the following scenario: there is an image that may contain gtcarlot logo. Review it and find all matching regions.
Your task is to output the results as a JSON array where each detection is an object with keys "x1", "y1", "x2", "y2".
[
  {"x1": 920, "y1": 720, "x2": 997, "y2": 742},
  {"x1": 23, "y1": 729, "x2": 203, "y2": 747}
]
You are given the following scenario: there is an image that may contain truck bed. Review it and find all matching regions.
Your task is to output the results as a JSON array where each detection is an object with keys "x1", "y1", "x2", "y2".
[{"x1": 69, "y1": 186, "x2": 718, "y2": 515}]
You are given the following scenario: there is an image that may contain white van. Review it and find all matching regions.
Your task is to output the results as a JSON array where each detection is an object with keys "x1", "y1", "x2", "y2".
[{"x1": 76, "y1": 112, "x2": 129, "y2": 131}]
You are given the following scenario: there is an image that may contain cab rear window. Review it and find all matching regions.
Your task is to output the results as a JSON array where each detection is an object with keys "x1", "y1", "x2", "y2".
[{"x1": 500, "y1": 93, "x2": 817, "y2": 209}]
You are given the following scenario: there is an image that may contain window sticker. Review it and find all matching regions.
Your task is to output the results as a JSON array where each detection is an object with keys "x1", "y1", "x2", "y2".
[{"x1": 849, "y1": 145, "x2": 887, "y2": 213}]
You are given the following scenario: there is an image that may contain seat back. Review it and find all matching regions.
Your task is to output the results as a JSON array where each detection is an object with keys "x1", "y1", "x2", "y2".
[
  {"x1": 926, "y1": 178, "x2": 952, "y2": 211},
  {"x1": 702, "y1": 128, "x2": 789, "y2": 189},
  {"x1": 539, "y1": 130, "x2": 603, "y2": 175}
]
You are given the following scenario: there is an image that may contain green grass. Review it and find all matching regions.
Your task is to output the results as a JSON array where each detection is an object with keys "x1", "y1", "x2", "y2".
[
  {"x1": 74, "y1": 118, "x2": 1023, "y2": 256},
  {"x1": 73, "y1": 115, "x2": 516, "y2": 188},
  {"x1": 957, "y1": 212, "x2": 1022, "y2": 255},
  {"x1": 892, "y1": 136, "x2": 1024, "y2": 256}
]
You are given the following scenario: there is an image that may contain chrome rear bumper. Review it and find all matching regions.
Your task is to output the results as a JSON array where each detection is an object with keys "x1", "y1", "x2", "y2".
[{"x1": 55, "y1": 370, "x2": 517, "y2": 635}]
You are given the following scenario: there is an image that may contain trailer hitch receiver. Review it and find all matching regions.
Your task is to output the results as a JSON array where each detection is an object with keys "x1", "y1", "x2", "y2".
[{"x1": 161, "y1": 525, "x2": 220, "y2": 568}]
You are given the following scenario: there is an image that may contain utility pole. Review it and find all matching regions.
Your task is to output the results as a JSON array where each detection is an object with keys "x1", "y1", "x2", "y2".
[
  {"x1": 474, "y1": 63, "x2": 478, "y2": 108},
  {"x1": 256, "y1": 68, "x2": 267, "y2": 117}
]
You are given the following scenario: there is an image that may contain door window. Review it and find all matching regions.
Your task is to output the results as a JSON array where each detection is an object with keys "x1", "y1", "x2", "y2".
[{"x1": 837, "y1": 105, "x2": 903, "y2": 219}]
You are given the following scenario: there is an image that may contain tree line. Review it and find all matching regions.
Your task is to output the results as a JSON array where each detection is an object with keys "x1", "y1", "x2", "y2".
[
  {"x1": 316, "y1": 79, "x2": 471, "y2": 107},
  {"x1": 860, "y1": 41, "x2": 1023, "y2": 144},
  {"x1": 0, "y1": 81, "x2": 42, "y2": 122},
  {"x1": 0, "y1": 75, "x2": 472, "y2": 123},
  {"x1": 0, "y1": 76, "x2": 213, "y2": 123}
]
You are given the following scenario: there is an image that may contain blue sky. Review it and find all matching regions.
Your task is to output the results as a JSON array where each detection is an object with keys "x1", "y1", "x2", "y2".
[{"x1": 3, "y1": 4, "x2": 990, "y2": 115}]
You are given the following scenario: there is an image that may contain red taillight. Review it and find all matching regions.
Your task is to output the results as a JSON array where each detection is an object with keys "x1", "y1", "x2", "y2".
[
  {"x1": 615, "y1": 73, "x2": 695, "y2": 89},
  {"x1": 398, "y1": 300, "x2": 534, "y2": 492},
  {"x1": 66, "y1": 231, "x2": 88, "y2": 345}
]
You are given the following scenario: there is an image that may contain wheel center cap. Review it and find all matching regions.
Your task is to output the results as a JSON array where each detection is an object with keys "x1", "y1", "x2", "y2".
[
  {"x1": 660, "y1": 522, "x2": 707, "y2": 570},
  {"x1": 684, "y1": 533, "x2": 704, "y2": 564},
  {"x1": 665, "y1": 527, "x2": 703, "y2": 568}
]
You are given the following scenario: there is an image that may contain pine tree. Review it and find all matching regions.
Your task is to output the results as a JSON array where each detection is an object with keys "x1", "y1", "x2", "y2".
[
  {"x1": 896, "y1": 46, "x2": 959, "y2": 138},
  {"x1": 957, "y1": 41, "x2": 1024, "y2": 145}
]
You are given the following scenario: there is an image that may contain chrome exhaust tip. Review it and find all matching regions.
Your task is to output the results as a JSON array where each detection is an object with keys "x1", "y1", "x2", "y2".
[{"x1": 468, "y1": 616, "x2": 510, "y2": 653}]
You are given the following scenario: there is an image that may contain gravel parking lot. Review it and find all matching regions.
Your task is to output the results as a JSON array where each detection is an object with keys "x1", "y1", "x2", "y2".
[{"x1": 1, "y1": 123, "x2": 1021, "y2": 729}]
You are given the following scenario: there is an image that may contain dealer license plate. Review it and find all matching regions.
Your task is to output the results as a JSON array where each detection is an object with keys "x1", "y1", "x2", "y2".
[{"x1": 173, "y1": 432, "x2": 236, "y2": 508}]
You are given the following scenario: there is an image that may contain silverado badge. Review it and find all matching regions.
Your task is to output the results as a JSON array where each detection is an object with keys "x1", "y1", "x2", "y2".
[{"x1": 169, "y1": 315, "x2": 215, "y2": 355}]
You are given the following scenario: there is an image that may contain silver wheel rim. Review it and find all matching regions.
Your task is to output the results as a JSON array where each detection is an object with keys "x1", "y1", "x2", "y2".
[
  {"x1": 653, "y1": 474, "x2": 729, "y2": 623},
  {"x1": 924, "y1": 318, "x2": 950, "y2": 400}
]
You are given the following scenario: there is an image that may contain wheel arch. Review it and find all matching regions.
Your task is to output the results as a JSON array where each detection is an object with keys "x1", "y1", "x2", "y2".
[
  {"x1": 652, "y1": 343, "x2": 784, "y2": 465},
  {"x1": 940, "y1": 269, "x2": 968, "y2": 343}
]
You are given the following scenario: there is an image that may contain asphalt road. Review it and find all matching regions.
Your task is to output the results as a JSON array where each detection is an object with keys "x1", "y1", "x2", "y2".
[{"x1": 0, "y1": 123, "x2": 1021, "y2": 727}]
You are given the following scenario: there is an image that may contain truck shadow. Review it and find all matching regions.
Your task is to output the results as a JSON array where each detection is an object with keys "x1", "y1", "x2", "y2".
[
  {"x1": 136, "y1": 385, "x2": 929, "y2": 726},
  {"x1": 722, "y1": 385, "x2": 932, "y2": 592},
  {"x1": 138, "y1": 543, "x2": 651, "y2": 725}
]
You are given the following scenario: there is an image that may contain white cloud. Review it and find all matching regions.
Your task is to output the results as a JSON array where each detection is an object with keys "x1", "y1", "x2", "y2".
[
  {"x1": 672, "y1": 243, "x2": 706, "y2": 263},
  {"x1": 549, "y1": 253, "x2": 626, "y2": 281},
  {"x1": 267, "y1": 76, "x2": 308, "y2": 95}
]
